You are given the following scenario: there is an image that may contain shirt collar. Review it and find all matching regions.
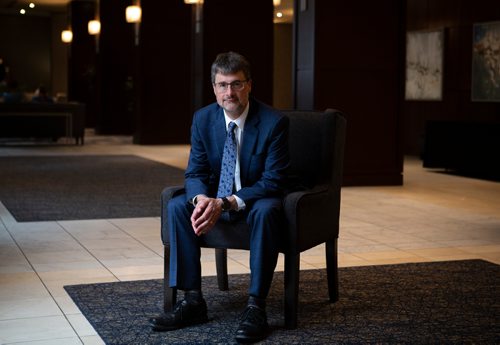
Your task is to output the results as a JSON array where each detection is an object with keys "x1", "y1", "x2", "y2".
[{"x1": 223, "y1": 101, "x2": 249, "y2": 131}]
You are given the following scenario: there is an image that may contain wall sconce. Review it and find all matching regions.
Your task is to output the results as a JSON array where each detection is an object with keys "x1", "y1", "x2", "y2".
[
  {"x1": 61, "y1": 30, "x2": 73, "y2": 43},
  {"x1": 126, "y1": 3, "x2": 141, "y2": 46},
  {"x1": 184, "y1": 0, "x2": 204, "y2": 112},
  {"x1": 184, "y1": 0, "x2": 203, "y2": 34},
  {"x1": 273, "y1": 0, "x2": 281, "y2": 6},
  {"x1": 88, "y1": 19, "x2": 100, "y2": 53},
  {"x1": 88, "y1": 20, "x2": 101, "y2": 35},
  {"x1": 126, "y1": 5, "x2": 142, "y2": 23},
  {"x1": 88, "y1": 0, "x2": 101, "y2": 53}
]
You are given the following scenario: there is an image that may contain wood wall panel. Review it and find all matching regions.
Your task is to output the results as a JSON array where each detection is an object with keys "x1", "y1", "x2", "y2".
[
  {"x1": 295, "y1": 0, "x2": 405, "y2": 185},
  {"x1": 273, "y1": 24, "x2": 293, "y2": 109},
  {"x1": 134, "y1": 0, "x2": 274, "y2": 144}
]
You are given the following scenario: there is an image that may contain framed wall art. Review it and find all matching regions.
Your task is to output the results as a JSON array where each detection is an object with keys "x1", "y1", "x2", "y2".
[
  {"x1": 471, "y1": 21, "x2": 500, "y2": 102},
  {"x1": 405, "y1": 29, "x2": 444, "y2": 101}
]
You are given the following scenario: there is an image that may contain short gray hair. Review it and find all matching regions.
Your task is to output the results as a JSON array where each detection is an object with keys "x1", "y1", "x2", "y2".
[{"x1": 211, "y1": 52, "x2": 252, "y2": 83}]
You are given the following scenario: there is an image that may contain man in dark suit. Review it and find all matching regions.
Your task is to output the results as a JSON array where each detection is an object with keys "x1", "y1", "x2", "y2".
[{"x1": 150, "y1": 52, "x2": 289, "y2": 343}]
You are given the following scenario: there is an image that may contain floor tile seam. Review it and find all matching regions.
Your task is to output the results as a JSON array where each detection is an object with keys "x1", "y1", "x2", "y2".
[
  {"x1": 434, "y1": 239, "x2": 500, "y2": 248},
  {"x1": 398, "y1": 246, "x2": 475, "y2": 259},
  {"x1": 106, "y1": 218, "x2": 164, "y2": 260},
  {"x1": 383, "y1": 240, "x2": 444, "y2": 252},
  {"x1": 16, "y1": 335, "x2": 86, "y2": 344},
  {"x1": 0, "y1": 331, "x2": 84, "y2": 345},
  {"x1": 298, "y1": 257, "x2": 332, "y2": 268},
  {"x1": 339, "y1": 232, "x2": 388, "y2": 247},
  {"x1": 58, "y1": 218, "x2": 161, "y2": 262},
  {"x1": 1, "y1": 217, "x2": 55, "y2": 286},
  {"x1": 340, "y1": 216, "x2": 468, "y2": 233},
  {"x1": 348, "y1": 188, "x2": 500, "y2": 218},
  {"x1": 55, "y1": 221, "x2": 121, "y2": 282},
  {"x1": 354, "y1": 237, "x2": 432, "y2": 247},
  {"x1": 346, "y1": 252, "x2": 408, "y2": 262},
  {"x1": 0, "y1": 309, "x2": 67, "y2": 323},
  {"x1": 345, "y1": 242, "x2": 455, "y2": 262},
  {"x1": 226, "y1": 256, "x2": 250, "y2": 269},
  {"x1": 407, "y1": 231, "x2": 480, "y2": 244},
  {"x1": 0, "y1": 310, "x2": 83, "y2": 344}
]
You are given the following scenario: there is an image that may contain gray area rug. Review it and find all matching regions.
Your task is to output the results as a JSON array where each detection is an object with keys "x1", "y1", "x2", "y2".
[
  {"x1": 0, "y1": 155, "x2": 185, "y2": 222},
  {"x1": 64, "y1": 260, "x2": 500, "y2": 344}
]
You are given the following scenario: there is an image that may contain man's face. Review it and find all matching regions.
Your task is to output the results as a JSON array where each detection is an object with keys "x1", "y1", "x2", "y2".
[{"x1": 213, "y1": 71, "x2": 252, "y2": 119}]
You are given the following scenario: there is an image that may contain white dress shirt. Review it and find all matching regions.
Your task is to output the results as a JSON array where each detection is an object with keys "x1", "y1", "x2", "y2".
[{"x1": 222, "y1": 102, "x2": 249, "y2": 211}]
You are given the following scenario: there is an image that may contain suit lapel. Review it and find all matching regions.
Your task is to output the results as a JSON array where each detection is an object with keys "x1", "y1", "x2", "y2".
[
  {"x1": 213, "y1": 108, "x2": 226, "y2": 161},
  {"x1": 240, "y1": 104, "x2": 260, "y2": 182}
]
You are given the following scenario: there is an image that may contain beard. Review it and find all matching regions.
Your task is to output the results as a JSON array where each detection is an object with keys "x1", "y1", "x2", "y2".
[{"x1": 220, "y1": 97, "x2": 247, "y2": 117}]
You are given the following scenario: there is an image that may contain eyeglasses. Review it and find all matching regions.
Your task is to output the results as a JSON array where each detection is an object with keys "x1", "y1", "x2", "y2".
[{"x1": 213, "y1": 80, "x2": 248, "y2": 93}]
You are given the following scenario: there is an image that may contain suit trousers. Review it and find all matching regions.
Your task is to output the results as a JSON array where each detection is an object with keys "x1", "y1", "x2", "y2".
[{"x1": 167, "y1": 193, "x2": 284, "y2": 299}]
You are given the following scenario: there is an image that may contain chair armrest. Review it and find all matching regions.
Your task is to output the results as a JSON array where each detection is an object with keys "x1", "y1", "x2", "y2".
[
  {"x1": 161, "y1": 185, "x2": 185, "y2": 244},
  {"x1": 283, "y1": 185, "x2": 328, "y2": 210},
  {"x1": 161, "y1": 186, "x2": 185, "y2": 201},
  {"x1": 283, "y1": 185, "x2": 339, "y2": 253}
]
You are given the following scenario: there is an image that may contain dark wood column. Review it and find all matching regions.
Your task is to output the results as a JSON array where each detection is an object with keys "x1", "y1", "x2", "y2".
[
  {"x1": 294, "y1": 0, "x2": 405, "y2": 186},
  {"x1": 133, "y1": 0, "x2": 192, "y2": 144},
  {"x1": 68, "y1": 0, "x2": 98, "y2": 128},
  {"x1": 201, "y1": 0, "x2": 274, "y2": 107},
  {"x1": 95, "y1": 0, "x2": 135, "y2": 135}
]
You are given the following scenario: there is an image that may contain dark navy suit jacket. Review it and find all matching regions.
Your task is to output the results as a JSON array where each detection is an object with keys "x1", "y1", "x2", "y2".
[{"x1": 185, "y1": 98, "x2": 290, "y2": 207}]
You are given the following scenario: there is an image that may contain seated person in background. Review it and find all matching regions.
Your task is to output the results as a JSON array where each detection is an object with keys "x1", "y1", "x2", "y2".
[
  {"x1": 2, "y1": 80, "x2": 24, "y2": 103},
  {"x1": 31, "y1": 85, "x2": 54, "y2": 103}
]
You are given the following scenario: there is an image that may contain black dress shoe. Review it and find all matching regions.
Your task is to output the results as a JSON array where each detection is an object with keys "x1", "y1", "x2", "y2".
[
  {"x1": 150, "y1": 298, "x2": 208, "y2": 332},
  {"x1": 235, "y1": 306, "x2": 269, "y2": 343}
]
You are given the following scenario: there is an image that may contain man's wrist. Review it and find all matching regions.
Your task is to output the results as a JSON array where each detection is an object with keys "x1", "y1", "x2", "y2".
[
  {"x1": 192, "y1": 194, "x2": 207, "y2": 206},
  {"x1": 228, "y1": 195, "x2": 239, "y2": 210},
  {"x1": 220, "y1": 197, "x2": 231, "y2": 212}
]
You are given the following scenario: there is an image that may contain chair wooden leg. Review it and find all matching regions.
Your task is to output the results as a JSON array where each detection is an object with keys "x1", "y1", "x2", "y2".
[
  {"x1": 325, "y1": 238, "x2": 339, "y2": 303},
  {"x1": 284, "y1": 252, "x2": 300, "y2": 329},
  {"x1": 215, "y1": 248, "x2": 229, "y2": 291},
  {"x1": 163, "y1": 245, "x2": 177, "y2": 312}
]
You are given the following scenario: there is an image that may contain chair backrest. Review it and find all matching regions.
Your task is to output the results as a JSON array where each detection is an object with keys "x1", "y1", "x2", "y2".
[{"x1": 284, "y1": 110, "x2": 346, "y2": 192}]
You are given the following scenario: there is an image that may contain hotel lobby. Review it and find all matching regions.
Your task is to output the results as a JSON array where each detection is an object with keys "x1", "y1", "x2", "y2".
[{"x1": 1, "y1": 0, "x2": 500, "y2": 344}]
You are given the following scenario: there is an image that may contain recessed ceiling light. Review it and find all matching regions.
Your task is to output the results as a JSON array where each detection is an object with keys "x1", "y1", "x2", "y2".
[
  {"x1": 20, "y1": 8, "x2": 26, "y2": 14},
  {"x1": 29, "y1": 3, "x2": 35, "y2": 8},
  {"x1": 276, "y1": 12, "x2": 283, "y2": 18}
]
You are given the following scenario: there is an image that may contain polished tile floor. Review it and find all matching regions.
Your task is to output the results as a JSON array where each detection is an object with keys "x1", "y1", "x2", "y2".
[{"x1": 1, "y1": 133, "x2": 499, "y2": 344}]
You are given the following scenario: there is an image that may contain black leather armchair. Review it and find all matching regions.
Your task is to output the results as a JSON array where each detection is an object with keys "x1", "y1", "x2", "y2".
[{"x1": 160, "y1": 109, "x2": 346, "y2": 329}]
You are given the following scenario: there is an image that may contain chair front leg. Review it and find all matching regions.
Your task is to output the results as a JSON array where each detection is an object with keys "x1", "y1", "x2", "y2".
[
  {"x1": 215, "y1": 248, "x2": 229, "y2": 291},
  {"x1": 325, "y1": 238, "x2": 339, "y2": 303},
  {"x1": 163, "y1": 245, "x2": 177, "y2": 312},
  {"x1": 284, "y1": 252, "x2": 300, "y2": 329}
]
